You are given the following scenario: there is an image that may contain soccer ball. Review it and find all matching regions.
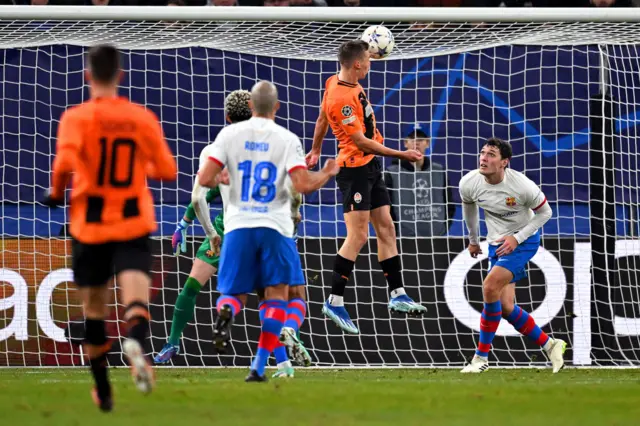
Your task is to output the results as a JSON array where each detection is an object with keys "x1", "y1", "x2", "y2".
[{"x1": 360, "y1": 25, "x2": 395, "y2": 60}]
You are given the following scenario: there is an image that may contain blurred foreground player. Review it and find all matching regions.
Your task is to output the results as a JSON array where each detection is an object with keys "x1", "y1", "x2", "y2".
[
  {"x1": 43, "y1": 44, "x2": 177, "y2": 410},
  {"x1": 458, "y1": 138, "x2": 566, "y2": 374},
  {"x1": 197, "y1": 81, "x2": 339, "y2": 381}
]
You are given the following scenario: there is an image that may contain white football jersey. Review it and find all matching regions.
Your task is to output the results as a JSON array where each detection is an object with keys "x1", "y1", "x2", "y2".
[
  {"x1": 459, "y1": 168, "x2": 547, "y2": 244},
  {"x1": 199, "y1": 117, "x2": 306, "y2": 238}
]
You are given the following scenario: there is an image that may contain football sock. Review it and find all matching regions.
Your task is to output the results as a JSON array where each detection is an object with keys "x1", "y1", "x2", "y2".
[
  {"x1": 284, "y1": 298, "x2": 306, "y2": 333},
  {"x1": 252, "y1": 299, "x2": 287, "y2": 376},
  {"x1": 329, "y1": 255, "x2": 355, "y2": 305},
  {"x1": 259, "y1": 301, "x2": 288, "y2": 364},
  {"x1": 216, "y1": 295, "x2": 243, "y2": 317},
  {"x1": 476, "y1": 300, "x2": 502, "y2": 358},
  {"x1": 504, "y1": 305, "x2": 550, "y2": 347},
  {"x1": 379, "y1": 255, "x2": 404, "y2": 293},
  {"x1": 85, "y1": 318, "x2": 111, "y2": 401},
  {"x1": 168, "y1": 277, "x2": 202, "y2": 346},
  {"x1": 125, "y1": 302, "x2": 150, "y2": 349}
]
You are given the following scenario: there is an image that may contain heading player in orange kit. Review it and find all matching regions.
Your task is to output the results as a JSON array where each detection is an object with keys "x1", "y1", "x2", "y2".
[
  {"x1": 43, "y1": 44, "x2": 177, "y2": 412},
  {"x1": 306, "y1": 40, "x2": 427, "y2": 334}
]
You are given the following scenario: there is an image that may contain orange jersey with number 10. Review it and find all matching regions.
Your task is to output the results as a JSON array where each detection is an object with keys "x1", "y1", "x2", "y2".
[
  {"x1": 51, "y1": 97, "x2": 177, "y2": 244},
  {"x1": 321, "y1": 75, "x2": 384, "y2": 168}
]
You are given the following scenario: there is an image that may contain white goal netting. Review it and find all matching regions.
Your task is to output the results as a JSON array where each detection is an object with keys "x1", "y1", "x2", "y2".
[{"x1": 1, "y1": 7, "x2": 640, "y2": 368}]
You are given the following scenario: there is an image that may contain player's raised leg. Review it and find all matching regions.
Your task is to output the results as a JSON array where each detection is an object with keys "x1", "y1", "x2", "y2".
[
  {"x1": 155, "y1": 257, "x2": 215, "y2": 363},
  {"x1": 322, "y1": 209, "x2": 367, "y2": 335},
  {"x1": 501, "y1": 284, "x2": 566, "y2": 373},
  {"x1": 370, "y1": 205, "x2": 427, "y2": 316}
]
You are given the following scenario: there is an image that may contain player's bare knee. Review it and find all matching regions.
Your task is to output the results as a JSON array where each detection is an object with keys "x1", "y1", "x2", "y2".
[
  {"x1": 376, "y1": 221, "x2": 396, "y2": 246},
  {"x1": 81, "y1": 287, "x2": 109, "y2": 318},
  {"x1": 264, "y1": 284, "x2": 288, "y2": 301},
  {"x1": 288, "y1": 285, "x2": 306, "y2": 301},
  {"x1": 346, "y1": 227, "x2": 368, "y2": 251},
  {"x1": 482, "y1": 278, "x2": 504, "y2": 301},
  {"x1": 235, "y1": 294, "x2": 249, "y2": 306},
  {"x1": 118, "y1": 270, "x2": 151, "y2": 307},
  {"x1": 189, "y1": 259, "x2": 215, "y2": 285},
  {"x1": 501, "y1": 301, "x2": 515, "y2": 317}
]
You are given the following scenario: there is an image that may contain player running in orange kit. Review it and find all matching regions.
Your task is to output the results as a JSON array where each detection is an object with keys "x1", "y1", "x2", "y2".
[{"x1": 43, "y1": 44, "x2": 177, "y2": 412}]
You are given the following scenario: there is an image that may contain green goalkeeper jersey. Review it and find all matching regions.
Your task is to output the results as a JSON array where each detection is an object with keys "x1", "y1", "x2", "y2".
[{"x1": 184, "y1": 187, "x2": 224, "y2": 235}]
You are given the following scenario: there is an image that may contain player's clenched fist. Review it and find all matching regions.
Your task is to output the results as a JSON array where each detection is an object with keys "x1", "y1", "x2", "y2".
[
  {"x1": 322, "y1": 158, "x2": 340, "y2": 176},
  {"x1": 306, "y1": 149, "x2": 320, "y2": 169},
  {"x1": 215, "y1": 168, "x2": 230, "y2": 186},
  {"x1": 209, "y1": 234, "x2": 222, "y2": 257},
  {"x1": 468, "y1": 243, "x2": 482, "y2": 258},
  {"x1": 400, "y1": 149, "x2": 423, "y2": 163}
]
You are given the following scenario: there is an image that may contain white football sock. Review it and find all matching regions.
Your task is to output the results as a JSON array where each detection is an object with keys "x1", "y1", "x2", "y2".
[
  {"x1": 328, "y1": 295, "x2": 344, "y2": 307},
  {"x1": 390, "y1": 288, "x2": 407, "y2": 299}
]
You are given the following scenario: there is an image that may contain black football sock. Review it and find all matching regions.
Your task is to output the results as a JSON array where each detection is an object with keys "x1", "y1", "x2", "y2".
[
  {"x1": 379, "y1": 255, "x2": 404, "y2": 294},
  {"x1": 85, "y1": 318, "x2": 111, "y2": 400},
  {"x1": 330, "y1": 254, "x2": 355, "y2": 302}
]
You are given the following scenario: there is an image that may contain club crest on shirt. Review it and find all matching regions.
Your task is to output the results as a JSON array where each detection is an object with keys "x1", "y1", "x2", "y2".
[
  {"x1": 341, "y1": 105, "x2": 353, "y2": 117},
  {"x1": 505, "y1": 197, "x2": 516, "y2": 207}
]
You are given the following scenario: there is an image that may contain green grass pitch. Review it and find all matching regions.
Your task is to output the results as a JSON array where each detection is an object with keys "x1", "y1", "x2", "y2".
[{"x1": 1, "y1": 368, "x2": 639, "y2": 426}]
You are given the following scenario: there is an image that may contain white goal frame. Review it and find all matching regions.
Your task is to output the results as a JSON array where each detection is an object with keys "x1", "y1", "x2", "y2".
[{"x1": 2, "y1": 6, "x2": 640, "y2": 369}]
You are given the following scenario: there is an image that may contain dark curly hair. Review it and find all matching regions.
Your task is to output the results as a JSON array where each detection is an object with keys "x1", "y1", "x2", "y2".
[{"x1": 224, "y1": 90, "x2": 252, "y2": 123}]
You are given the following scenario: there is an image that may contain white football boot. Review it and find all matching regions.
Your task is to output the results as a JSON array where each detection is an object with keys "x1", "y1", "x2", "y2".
[
  {"x1": 460, "y1": 355, "x2": 489, "y2": 374},
  {"x1": 545, "y1": 338, "x2": 567, "y2": 373}
]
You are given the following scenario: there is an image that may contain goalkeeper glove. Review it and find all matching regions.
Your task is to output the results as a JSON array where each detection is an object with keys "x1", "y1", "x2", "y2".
[
  {"x1": 172, "y1": 219, "x2": 190, "y2": 256},
  {"x1": 41, "y1": 189, "x2": 64, "y2": 208}
]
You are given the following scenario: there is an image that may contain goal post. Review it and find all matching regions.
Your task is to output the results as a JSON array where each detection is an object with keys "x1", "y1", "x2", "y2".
[{"x1": 1, "y1": 6, "x2": 640, "y2": 368}]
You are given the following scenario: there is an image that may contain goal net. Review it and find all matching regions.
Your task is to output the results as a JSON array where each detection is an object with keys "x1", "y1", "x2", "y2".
[{"x1": 2, "y1": 6, "x2": 640, "y2": 368}]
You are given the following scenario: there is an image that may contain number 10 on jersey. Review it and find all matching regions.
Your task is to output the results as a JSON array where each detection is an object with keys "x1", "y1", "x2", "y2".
[{"x1": 238, "y1": 160, "x2": 277, "y2": 203}]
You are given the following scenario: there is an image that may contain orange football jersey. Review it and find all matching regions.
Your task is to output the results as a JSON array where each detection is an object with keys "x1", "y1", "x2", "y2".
[
  {"x1": 51, "y1": 97, "x2": 177, "y2": 244},
  {"x1": 321, "y1": 75, "x2": 384, "y2": 167}
]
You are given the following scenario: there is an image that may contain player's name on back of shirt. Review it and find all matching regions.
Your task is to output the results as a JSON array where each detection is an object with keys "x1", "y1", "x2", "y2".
[
  {"x1": 100, "y1": 119, "x2": 136, "y2": 133},
  {"x1": 244, "y1": 141, "x2": 270, "y2": 152}
]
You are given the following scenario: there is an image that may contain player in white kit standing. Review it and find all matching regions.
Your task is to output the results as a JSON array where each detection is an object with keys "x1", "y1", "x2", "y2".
[
  {"x1": 459, "y1": 138, "x2": 567, "y2": 374},
  {"x1": 197, "y1": 81, "x2": 339, "y2": 382}
]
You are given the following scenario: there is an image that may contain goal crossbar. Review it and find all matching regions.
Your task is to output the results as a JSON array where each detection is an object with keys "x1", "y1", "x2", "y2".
[{"x1": 1, "y1": 6, "x2": 640, "y2": 23}]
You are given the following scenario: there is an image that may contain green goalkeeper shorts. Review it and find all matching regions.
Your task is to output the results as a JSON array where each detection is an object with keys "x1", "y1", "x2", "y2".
[{"x1": 195, "y1": 229, "x2": 224, "y2": 269}]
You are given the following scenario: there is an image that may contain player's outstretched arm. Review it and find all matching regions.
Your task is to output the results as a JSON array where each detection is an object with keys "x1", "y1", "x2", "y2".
[
  {"x1": 307, "y1": 109, "x2": 330, "y2": 168},
  {"x1": 289, "y1": 159, "x2": 340, "y2": 194},
  {"x1": 350, "y1": 131, "x2": 422, "y2": 162}
]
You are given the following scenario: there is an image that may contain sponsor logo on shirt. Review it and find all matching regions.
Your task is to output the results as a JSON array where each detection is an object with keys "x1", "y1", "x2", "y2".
[{"x1": 342, "y1": 116, "x2": 356, "y2": 125}]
